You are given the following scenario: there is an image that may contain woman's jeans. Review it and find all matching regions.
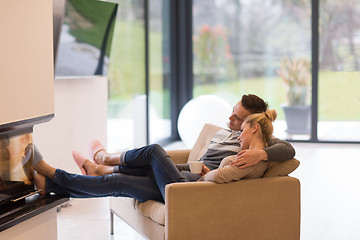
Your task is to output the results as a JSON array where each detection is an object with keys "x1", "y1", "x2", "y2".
[{"x1": 46, "y1": 144, "x2": 187, "y2": 202}]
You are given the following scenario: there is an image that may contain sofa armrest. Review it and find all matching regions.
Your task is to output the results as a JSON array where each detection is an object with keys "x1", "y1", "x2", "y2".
[
  {"x1": 165, "y1": 177, "x2": 300, "y2": 240},
  {"x1": 166, "y1": 149, "x2": 190, "y2": 164}
]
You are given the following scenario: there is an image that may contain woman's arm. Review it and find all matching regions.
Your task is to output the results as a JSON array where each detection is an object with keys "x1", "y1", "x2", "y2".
[
  {"x1": 199, "y1": 156, "x2": 268, "y2": 183},
  {"x1": 200, "y1": 164, "x2": 249, "y2": 183}
]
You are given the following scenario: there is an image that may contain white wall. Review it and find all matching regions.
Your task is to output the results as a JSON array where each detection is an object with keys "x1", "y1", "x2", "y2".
[
  {"x1": 33, "y1": 76, "x2": 110, "y2": 234},
  {"x1": 33, "y1": 76, "x2": 107, "y2": 174}
]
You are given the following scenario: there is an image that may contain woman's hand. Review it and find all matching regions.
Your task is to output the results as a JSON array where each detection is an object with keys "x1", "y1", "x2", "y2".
[{"x1": 201, "y1": 164, "x2": 211, "y2": 175}]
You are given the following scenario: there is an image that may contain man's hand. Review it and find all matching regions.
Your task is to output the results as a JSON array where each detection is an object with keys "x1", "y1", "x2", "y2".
[
  {"x1": 230, "y1": 149, "x2": 268, "y2": 169},
  {"x1": 201, "y1": 164, "x2": 211, "y2": 176}
]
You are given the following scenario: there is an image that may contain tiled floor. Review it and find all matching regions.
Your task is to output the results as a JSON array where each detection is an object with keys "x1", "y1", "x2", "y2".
[
  {"x1": 56, "y1": 142, "x2": 360, "y2": 240},
  {"x1": 290, "y1": 142, "x2": 360, "y2": 240},
  {"x1": 57, "y1": 198, "x2": 145, "y2": 240}
]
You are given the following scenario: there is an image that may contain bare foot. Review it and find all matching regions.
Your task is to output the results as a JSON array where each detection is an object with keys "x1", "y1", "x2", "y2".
[
  {"x1": 92, "y1": 150, "x2": 122, "y2": 166},
  {"x1": 93, "y1": 149, "x2": 106, "y2": 165},
  {"x1": 88, "y1": 140, "x2": 121, "y2": 166},
  {"x1": 83, "y1": 160, "x2": 114, "y2": 176}
]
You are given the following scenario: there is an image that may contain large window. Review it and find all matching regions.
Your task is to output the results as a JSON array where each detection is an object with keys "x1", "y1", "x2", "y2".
[
  {"x1": 55, "y1": 0, "x2": 360, "y2": 145},
  {"x1": 107, "y1": 0, "x2": 171, "y2": 151},
  {"x1": 107, "y1": 0, "x2": 146, "y2": 151},
  {"x1": 318, "y1": 0, "x2": 360, "y2": 141},
  {"x1": 193, "y1": 0, "x2": 311, "y2": 140}
]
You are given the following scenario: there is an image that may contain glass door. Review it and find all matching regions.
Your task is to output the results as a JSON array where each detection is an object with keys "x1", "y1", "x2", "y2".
[
  {"x1": 192, "y1": 0, "x2": 312, "y2": 140},
  {"x1": 318, "y1": 0, "x2": 360, "y2": 141}
]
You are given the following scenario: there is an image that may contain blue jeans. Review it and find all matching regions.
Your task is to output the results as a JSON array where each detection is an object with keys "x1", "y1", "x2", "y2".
[{"x1": 46, "y1": 144, "x2": 187, "y2": 202}]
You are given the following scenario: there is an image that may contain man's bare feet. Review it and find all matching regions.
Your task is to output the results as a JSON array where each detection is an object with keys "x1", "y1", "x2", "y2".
[
  {"x1": 82, "y1": 160, "x2": 115, "y2": 176},
  {"x1": 73, "y1": 150, "x2": 114, "y2": 176},
  {"x1": 88, "y1": 140, "x2": 121, "y2": 166},
  {"x1": 93, "y1": 149, "x2": 106, "y2": 165},
  {"x1": 99, "y1": 152, "x2": 122, "y2": 166},
  {"x1": 88, "y1": 140, "x2": 106, "y2": 165}
]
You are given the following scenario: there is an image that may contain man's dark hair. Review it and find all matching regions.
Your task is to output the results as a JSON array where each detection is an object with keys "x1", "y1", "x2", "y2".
[{"x1": 241, "y1": 94, "x2": 268, "y2": 114}]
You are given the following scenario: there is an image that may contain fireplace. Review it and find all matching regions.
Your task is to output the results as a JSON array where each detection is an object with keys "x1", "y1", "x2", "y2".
[
  {"x1": 0, "y1": 129, "x2": 39, "y2": 208},
  {"x1": 1, "y1": 0, "x2": 57, "y2": 209},
  {"x1": 0, "y1": 124, "x2": 69, "y2": 234},
  {"x1": 0, "y1": 1, "x2": 69, "y2": 236}
]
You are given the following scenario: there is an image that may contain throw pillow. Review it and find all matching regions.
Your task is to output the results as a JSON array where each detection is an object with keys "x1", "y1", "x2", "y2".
[{"x1": 263, "y1": 158, "x2": 300, "y2": 178}]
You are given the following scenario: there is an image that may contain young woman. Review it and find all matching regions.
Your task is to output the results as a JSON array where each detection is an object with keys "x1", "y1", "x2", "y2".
[{"x1": 34, "y1": 109, "x2": 277, "y2": 203}]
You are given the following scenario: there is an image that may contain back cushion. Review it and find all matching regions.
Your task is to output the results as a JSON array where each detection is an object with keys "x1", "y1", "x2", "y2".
[
  {"x1": 187, "y1": 123, "x2": 222, "y2": 162},
  {"x1": 263, "y1": 158, "x2": 300, "y2": 178}
]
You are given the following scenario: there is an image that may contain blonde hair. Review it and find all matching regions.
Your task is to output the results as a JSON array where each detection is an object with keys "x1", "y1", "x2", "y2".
[{"x1": 244, "y1": 109, "x2": 277, "y2": 145}]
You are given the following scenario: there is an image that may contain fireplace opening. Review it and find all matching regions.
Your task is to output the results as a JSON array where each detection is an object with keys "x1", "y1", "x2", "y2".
[{"x1": 0, "y1": 130, "x2": 38, "y2": 208}]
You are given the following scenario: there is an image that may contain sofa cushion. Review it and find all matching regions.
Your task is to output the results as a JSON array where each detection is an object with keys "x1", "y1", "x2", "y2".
[
  {"x1": 263, "y1": 158, "x2": 300, "y2": 178},
  {"x1": 187, "y1": 123, "x2": 222, "y2": 162},
  {"x1": 135, "y1": 200, "x2": 166, "y2": 226}
]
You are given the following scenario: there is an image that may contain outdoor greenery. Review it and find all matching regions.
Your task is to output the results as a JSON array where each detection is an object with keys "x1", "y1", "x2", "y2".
[
  {"x1": 107, "y1": 20, "x2": 146, "y2": 100},
  {"x1": 318, "y1": 71, "x2": 360, "y2": 121},
  {"x1": 193, "y1": 24, "x2": 236, "y2": 85},
  {"x1": 277, "y1": 58, "x2": 311, "y2": 106},
  {"x1": 105, "y1": 19, "x2": 360, "y2": 121},
  {"x1": 193, "y1": 71, "x2": 360, "y2": 121}
]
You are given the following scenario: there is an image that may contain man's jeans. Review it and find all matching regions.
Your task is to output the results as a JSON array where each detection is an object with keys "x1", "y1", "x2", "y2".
[{"x1": 46, "y1": 144, "x2": 187, "y2": 202}]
